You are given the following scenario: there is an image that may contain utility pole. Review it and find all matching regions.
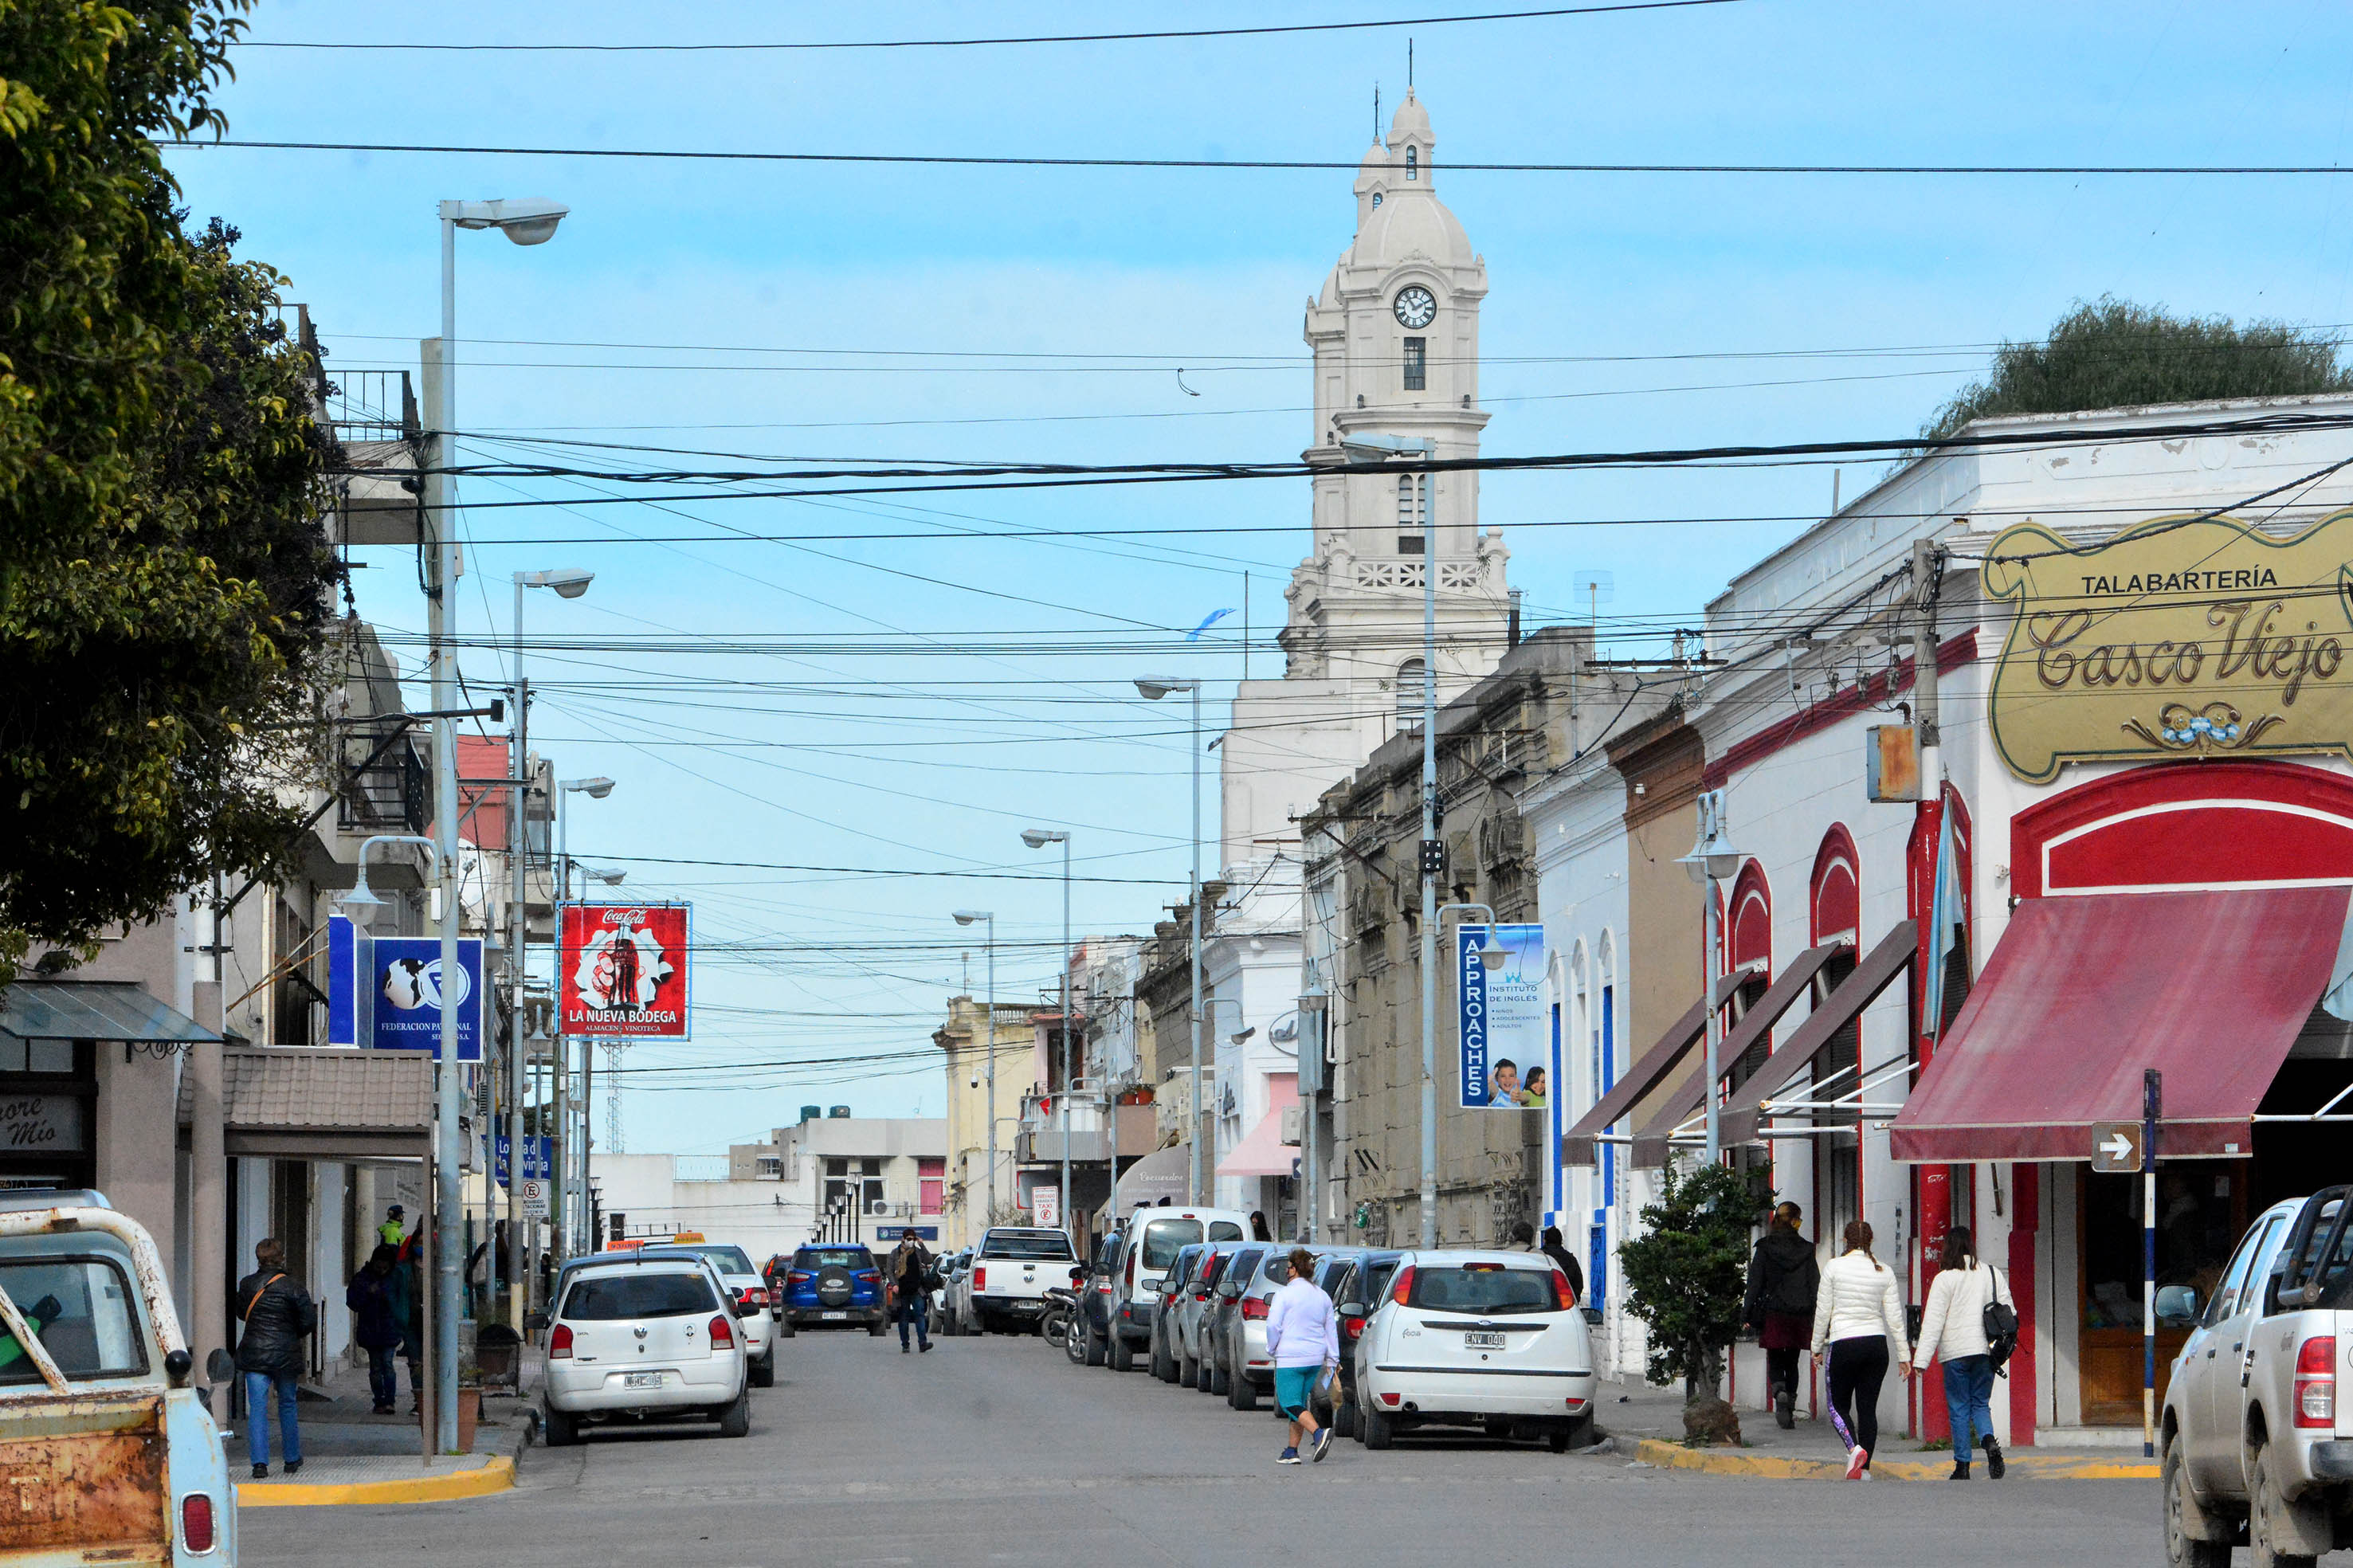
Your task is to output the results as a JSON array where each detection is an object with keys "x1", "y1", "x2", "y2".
[
  {"x1": 1416, "y1": 457, "x2": 1438, "y2": 1249},
  {"x1": 423, "y1": 316, "x2": 463, "y2": 1456}
]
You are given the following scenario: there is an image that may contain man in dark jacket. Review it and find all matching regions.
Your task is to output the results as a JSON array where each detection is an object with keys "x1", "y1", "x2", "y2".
[
  {"x1": 1743, "y1": 1201, "x2": 1821, "y2": 1429},
  {"x1": 235, "y1": 1238, "x2": 317, "y2": 1477},
  {"x1": 1539, "y1": 1224, "x2": 1586, "y2": 1303},
  {"x1": 347, "y1": 1245, "x2": 405, "y2": 1414},
  {"x1": 888, "y1": 1233, "x2": 935, "y2": 1354}
]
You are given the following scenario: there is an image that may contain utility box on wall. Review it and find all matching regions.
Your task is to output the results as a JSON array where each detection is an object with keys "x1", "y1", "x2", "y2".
[{"x1": 1866, "y1": 725, "x2": 1919, "y2": 802}]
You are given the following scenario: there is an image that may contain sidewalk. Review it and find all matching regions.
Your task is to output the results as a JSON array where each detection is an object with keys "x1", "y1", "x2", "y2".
[
  {"x1": 231, "y1": 1353, "x2": 535, "y2": 1507},
  {"x1": 1591, "y1": 1376, "x2": 2157, "y2": 1481}
]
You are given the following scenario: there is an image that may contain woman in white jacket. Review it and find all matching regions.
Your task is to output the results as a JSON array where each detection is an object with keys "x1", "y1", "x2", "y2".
[
  {"x1": 1910, "y1": 1225, "x2": 2013, "y2": 1480},
  {"x1": 1810, "y1": 1220, "x2": 1909, "y2": 1480}
]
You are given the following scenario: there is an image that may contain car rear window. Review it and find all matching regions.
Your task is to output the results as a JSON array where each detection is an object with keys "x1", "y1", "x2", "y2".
[
  {"x1": 982, "y1": 1231, "x2": 1076, "y2": 1260},
  {"x1": 1209, "y1": 1221, "x2": 1246, "y2": 1242},
  {"x1": 680, "y1": 1245, "x2": 755, "y2": 1275},
  {"x1": 1226, "y1": 1249, "x2": 1264, "y2": 1284},
  {"x1": 563, "y1": 1271, "x2": 719, "y2": 1321},
  {"x1": 0, "y1": 1257, "x2": 147, "y2": 1383},
  {"x1": 796, "y1": 1248, "x2": 874, "y2": 1270},
  {"x1": 1359, "y1": 1262, "x2": 1398, "y2": 1305},
  {"x1": 1139, "y1": 1218, "x2": 1202, "y2": 1269},
  {"x1": 1404, "y1": 1264, "x2": 1558, "y2": 1315}
]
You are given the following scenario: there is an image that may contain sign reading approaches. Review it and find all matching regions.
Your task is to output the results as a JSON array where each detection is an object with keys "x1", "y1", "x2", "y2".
[
  {"x1": 559, "y1": 904, "x2": 691, "y2": 1039},
  {"x1": 1457, "y1": 923, "x2": 1547, "y2": 1110},
  {"x1": 1984, "y1": 509, "x2": 2353, "y2": 783},
  {"x1": 2091, "y1": 1119, "x2": 2144, "y2": 1174},
  {"x1": 324, "y1": 915, "x2": 485, "y2": 1060}
]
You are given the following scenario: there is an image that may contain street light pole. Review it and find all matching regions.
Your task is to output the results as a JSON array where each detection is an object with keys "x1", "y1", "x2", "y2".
[
  {"x1": 953, "y1": 911, "x2": 997, "y2": 1228},
  {"x1": 1678, "y1": 790, "x2": 1744, "y2": 1162},
  {"x1": 1134, "y1": 679, "x2": 1206, "y2": 1202},
  {"x1": 1022, "y1": 830, "x2": 1073, "y2": 1245},
  {"x1": 555, "y1": 776, "x2": 614, "y2": 1256}
]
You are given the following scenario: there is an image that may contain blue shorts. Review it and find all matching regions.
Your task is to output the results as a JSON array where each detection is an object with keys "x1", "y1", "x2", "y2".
[{"x1": 1274, "y1": 1364, "x2": 1320, "y2": 1418}]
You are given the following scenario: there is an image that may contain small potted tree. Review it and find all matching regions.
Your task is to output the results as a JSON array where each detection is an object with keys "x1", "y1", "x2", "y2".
[{"x1": 1618, "y1": 1158, "x2": 1767, "y2": 1446}]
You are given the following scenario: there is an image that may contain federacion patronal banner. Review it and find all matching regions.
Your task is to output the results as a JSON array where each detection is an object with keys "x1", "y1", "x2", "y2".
[
  {"x1": 1457, "y1": 923, "x2": 1547, "y2": 1110},
  {"x1": 558, "y1": 902, "x2": 691, "y2": 1039}
]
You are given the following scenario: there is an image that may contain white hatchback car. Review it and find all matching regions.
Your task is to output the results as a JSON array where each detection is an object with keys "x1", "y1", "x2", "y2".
[
  {"x1": 540, "y1": 1254, "x2": 755, "y2": 1445},
  {"x1": 1347, "y1": 1249, "x2": 1596, "y2": 1452}
]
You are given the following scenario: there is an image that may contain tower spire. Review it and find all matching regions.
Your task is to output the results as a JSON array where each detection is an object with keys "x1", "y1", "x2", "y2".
[
  {"x1": 1408, "y1": 38, "x2": 1414, "y2": 90},
  {"x1": 1373, "y1": 83, "x2": 1380, "y2": 143}
]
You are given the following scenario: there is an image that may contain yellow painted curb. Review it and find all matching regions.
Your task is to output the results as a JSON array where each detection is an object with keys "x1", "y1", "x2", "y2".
[
  {"x1": 1633, "y1": 1438, "x2": 2155, "y2": 1482},
  {"x1": 237, "y1": 1454, "x2": 516, "y2": 1507}
]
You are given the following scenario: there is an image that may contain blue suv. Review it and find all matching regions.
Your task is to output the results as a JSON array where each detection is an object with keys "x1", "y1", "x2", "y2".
[{"x1": 773, "y1": 1244, "x2": 887, "y2": 1335}]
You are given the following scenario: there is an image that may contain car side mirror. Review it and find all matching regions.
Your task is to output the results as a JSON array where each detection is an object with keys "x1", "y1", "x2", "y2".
[
  {"x1": 1336, "y1": 1300, "x2": 1366, "y2": 1318},
  {"x1": 204, "y1": 1348, "x2": 235, "y2": 1385},
  {"x1": 524, "y1": 1311, "x2": 550, "y2": 1332},
  {"x1": 2155, "y1": 1284, "x2": 2198, "y2": 1325},
  {"x1": 1070, "y1": 1266, "x2": 1085, "y2": 1284},
  {"x1": 1140, "y1": 1278, "x2": 1163, "y2": 1295},
  {"x1": 1216, "y1": 1280, "x2": 1241, "y2": 1301},
  {"x1": 1582, "y1": 1306, "x2": 1605, "y2": 1327}
]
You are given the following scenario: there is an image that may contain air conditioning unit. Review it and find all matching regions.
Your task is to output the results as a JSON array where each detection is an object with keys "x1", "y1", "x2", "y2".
[
  {"x1": 1280, "y1": 1104, "x2": 1304, "y2": 1146},
  {"x1": 865, "y1": 1199, "x2": 892, "y2": 1217}
]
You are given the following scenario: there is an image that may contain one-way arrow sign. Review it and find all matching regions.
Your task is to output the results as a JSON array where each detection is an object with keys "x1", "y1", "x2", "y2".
[{"x1": 2091, "y1": 1120, "x2": 2143, "y2": 1174}]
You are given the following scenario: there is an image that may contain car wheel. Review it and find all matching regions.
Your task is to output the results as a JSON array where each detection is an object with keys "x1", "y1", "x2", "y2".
[
  {"x1": 1179, "y1": 1351, "x2": 1198, "y2": 1388},
  {"x1": 1361, "y1": 1402, "x2": 1394, "y2": 1450},
  {"x1": 775, "y1": 1315, "x2": 796, "y2": 1339},
  {"x1": 2163, "y1": 1436, "x2": 2231, "y2": 1568},
  {"x1": 1484, "y1": 1415, "x2": 1514, "y2": 1442},
  {"x1": 1088, "y1": 1322, "x2": 1112, "y2": 1369},
  {"x1": 1107, "y1": 1327, "x2": 1133, "y2": 1372},
  {"x1": 1226, "y1": 1358, "x2": 1256, "y2": 1410},
  {"x1": 868, "y1": 1317, "x2": 888, "y2": 1337},
  {"x1": 750, "y1": 1350, "x2": 775, "y2": 1389},
  {"x1": 2250, "y1": 1442, "x2": 2321, "y2": 1568},
  {"x1": 541, "y1": 1402, "x2": 578, "y2": 1448},
  {"x1": 1333, "y1": 1401, "x2": 1357, "y2": 1440},
  {"x1": 1208, "y1": 1357, "x2": 1229, "y2": 1397},
  {"x1": 1151, "y1": 1331, "x2": 1174, "y2": 1382},
  {"x1": 1548, "y1": 1426, "x2": 1571, "y2": 1454},
  {"x1": 719, "y1": 1390, "x2": 751, "y2": 1439}
]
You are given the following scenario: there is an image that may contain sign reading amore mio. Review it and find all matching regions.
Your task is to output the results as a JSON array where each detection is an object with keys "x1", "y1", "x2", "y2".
[{"x1": 1984, "y1": 509, "x2": 2353, "y2": 783}]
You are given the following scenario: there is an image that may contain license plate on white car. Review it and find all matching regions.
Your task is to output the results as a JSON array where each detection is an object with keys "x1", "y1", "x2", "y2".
[
  {"x1": 624, "y1": 1371, "x2": 663, "y2": 1390},
  {"x1": 822, "y1": 1311, "x2": 848, "y2": 1320},
  {"x1": 1463, "y1": 1331, "x2": 1507, "y2": 1350}
]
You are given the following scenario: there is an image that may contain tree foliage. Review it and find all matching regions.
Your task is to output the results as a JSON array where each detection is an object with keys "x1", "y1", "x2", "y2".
[
  {"x1": 1924, "y1": 296, "x2": 2353, "y2": 442},
  {"x1": 1618, "y1": 1158, "x2": 1767, "y2": 1401},
  {"x1": 0, "y1": 0, "x2": 341, "y2": 967}
]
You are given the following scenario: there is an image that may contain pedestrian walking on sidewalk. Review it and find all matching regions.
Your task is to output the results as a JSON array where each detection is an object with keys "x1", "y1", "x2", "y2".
[
  {"x1": 1909, "y1": 1225, "x2": 2013, "y2": 1480},
  {"x1": 888, "y1": 1233, "x2": 935, "y2": 1353},
  {"x1": 1744, "y1": 1201, "x2": 1819, "y2": 1430},
  {"x1": 346, "y1": 1245, "x2": 405, "y2": 1414},
  {"x1": 233, "y1": 1239, "x2": 316, "y2": 1480},
  {"x1": 1810, "y1": 1220, "x2": 1908, "y2": 1480},
  {"x1": 1265, "y1": 1247, "x2": 1339, "y2": 1465}
]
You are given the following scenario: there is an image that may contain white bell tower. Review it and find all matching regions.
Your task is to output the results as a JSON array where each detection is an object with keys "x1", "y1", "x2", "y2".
[{"x1": 1219, "y1": 89, "x2": 1514, "y2": 872}]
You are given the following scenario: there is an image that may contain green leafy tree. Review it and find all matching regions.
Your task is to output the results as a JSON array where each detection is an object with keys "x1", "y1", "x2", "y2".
[
  {"x1": 1618, "y1": 1158, "x2": 1767, "y2": 1402},
  {"x1": 1924, "y1": 296, "x2": 2353, "y2": 442},
  {"x1": 0, "y1": 0, "x2": 340, "y2": 969}
]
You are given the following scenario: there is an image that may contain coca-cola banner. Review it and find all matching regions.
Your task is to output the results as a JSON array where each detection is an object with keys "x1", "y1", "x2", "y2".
[{"x1": 559, "y1": 903, "x2": 691, "y2": 1039}]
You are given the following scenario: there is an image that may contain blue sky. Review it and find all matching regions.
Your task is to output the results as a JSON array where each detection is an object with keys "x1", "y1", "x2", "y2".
[{"x1": 165, "y1": 0, "x2": 2353, "y2": 1156}]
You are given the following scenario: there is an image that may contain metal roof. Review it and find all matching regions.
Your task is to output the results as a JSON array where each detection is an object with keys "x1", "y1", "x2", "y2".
[
  {"x1": 176, "y1": 1048, "x2": 432, "y2": 1162},
  {"x1": 0, "y1": 981, "x2": 219, "y2": 1044}
]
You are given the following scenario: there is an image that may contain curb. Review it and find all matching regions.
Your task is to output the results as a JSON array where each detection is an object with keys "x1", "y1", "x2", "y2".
[
  {"x1": 1632, "y1": 1439, "x2": 2155, "y2": 1481},
  {"x1": 237, "y1": 1454, "x2": 516, "y2": 1507}
]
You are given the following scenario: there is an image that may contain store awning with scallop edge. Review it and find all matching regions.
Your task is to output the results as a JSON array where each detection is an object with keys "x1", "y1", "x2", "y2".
[{"x1": 1888, "y1": 887, "x2": 2348, "y2": 1162}]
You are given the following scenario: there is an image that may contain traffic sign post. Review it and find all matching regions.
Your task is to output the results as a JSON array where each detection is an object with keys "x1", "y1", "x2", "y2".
[
  {"x1": 518, "y1": 1178, "x2": 548, "y2": 1221},
  {"x1": 2089, "y1": 1122, "x2": 2142, "y2": 1173},
  {"x1": 2142, "y1": 1068, "x2": 2162, "y2": 1459}
]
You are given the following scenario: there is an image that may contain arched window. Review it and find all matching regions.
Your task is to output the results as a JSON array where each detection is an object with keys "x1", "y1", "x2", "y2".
[
  {"x1": 1395, "y1": 475, "x2": 1424, "y2": 555},
  {"x1": 1395, "y1": 659, "x2": 1426, "y2": 731},
  {"x1": 1406, "y1": 145, "x2": 1418, "y2": 180}
]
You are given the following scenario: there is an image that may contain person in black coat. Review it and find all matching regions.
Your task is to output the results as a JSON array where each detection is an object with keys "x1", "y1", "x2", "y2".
[
  {"x1": 1743, "y1": 1201, "x2": 1822, "y2": 1429},
  {"x1": 347, "y1": 1245, "x2": 405, "y2": 1414},
  {"x1": 235, "y1": 1238, "x2": 317, "y2": 1477},
  {"x1": 1539, "y1": 1225, "x2": 1586, "y2": 1303}
]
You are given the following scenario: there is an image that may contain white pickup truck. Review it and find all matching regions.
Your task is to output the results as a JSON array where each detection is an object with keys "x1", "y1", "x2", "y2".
[
  {"x1": 956, "y1": 1227, "x2": 1077, "y2": 1336},
  {"x1": 2163, "y1": 1186, "x2": 2353, "y2": 1566},
  {"x1": 0, "y1": 1190, "x2": 234, "y2": 1565}
]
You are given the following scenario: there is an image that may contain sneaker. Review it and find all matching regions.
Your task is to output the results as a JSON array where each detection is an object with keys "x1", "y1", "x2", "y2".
[
  {"x1": 252, "y1": 1464, "x2": 269, "y2": 1480},
  {"x1": 1982, "y1": 1436, "x2": 2006, "y2": 1480},
  {"x1": 1277, "y1": 1447, "x2": 1301, "y2": 1465},
  {"x1": 1311, "y1": 1427, "x2": 1333, "y2": 1463},
  {"x1": 1843, "y1": 1445, "x2": 1867, "y2": 1481}
]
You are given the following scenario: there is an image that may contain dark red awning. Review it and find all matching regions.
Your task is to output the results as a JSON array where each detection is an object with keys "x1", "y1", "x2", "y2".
[{"x1": 1888, "y1": 886, "x2": 2350, "y2": 1162}]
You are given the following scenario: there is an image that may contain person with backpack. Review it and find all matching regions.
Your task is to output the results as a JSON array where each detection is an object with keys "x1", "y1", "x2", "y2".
[
  {"x1": 1810, "y1": 1220, "x2": 1909, "y2": 1480},
  {"x1": 1908, "y1": 1225, "x2": 2015, "y2": 1480},
  {"x1": 1743, "y1": 1201, "x2": 1820, "y2": 1430}
]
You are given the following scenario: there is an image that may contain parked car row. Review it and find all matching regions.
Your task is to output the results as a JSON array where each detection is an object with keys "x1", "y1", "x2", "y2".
[{"x1": 1045, "y1": 1204, "x2": 1601, "y2": 1453}]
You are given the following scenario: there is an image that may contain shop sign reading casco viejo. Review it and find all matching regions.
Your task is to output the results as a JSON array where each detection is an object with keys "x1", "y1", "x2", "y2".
[{"x1": 1983, "y1": 509, "x2": 2353, "y2": 782}]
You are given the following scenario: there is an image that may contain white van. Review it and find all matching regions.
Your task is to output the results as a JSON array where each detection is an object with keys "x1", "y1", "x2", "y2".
[{"x1": 1102, "y1": 1205, "x2": 1255, "y2": 1371}]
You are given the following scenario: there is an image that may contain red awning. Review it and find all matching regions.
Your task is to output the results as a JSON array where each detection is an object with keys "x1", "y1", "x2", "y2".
[{"x1": 1888, "y1": 886, "x2": 2350, "y2": 1162}]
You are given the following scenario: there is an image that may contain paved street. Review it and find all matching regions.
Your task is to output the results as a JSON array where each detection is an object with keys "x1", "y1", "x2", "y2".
[{"x1": 243, "y1": 1331, "x2": 2158, "y2": 1565}]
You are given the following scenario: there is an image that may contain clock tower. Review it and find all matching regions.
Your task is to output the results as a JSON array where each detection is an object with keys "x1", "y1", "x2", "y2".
[{"x1": 1220, "y1": 89, "x2": 1514, "y2": 870}]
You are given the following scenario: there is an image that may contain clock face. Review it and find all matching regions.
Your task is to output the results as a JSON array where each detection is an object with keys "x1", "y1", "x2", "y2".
[{"x1": 1393, "y1": 286, "x2": 1437, "y2": 329}]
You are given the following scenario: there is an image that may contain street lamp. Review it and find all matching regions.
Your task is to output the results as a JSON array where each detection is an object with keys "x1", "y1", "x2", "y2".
[
  {"x1": 506, "y1": 567, "x2": 594, "y2": 1331},
  {"x1": 1134, "y1": 676, "x2": 1206, "y2": 1201},
  {"x1": 952, "y1": 910, "x2": 998, "y2": 1227},
  {"x1": 1677, "y1": 789, "x2": 1744, "y2": 1162},
  {"x1": 555, "y1": 776, "x2": 615, "y2": 1260},
  {"x1": 1339, "y1": 433, "x2": 1441, "y2": 1245},
  {"x1": 424, "y1": 192, "x2": 568, "y2": 1456},
  {"x1": 1021, "y1": 829, "x2": 1075, "y2": 1245}
]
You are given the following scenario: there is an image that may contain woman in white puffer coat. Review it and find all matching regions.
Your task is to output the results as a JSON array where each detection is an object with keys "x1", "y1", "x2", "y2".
[
  {"x1": 1810, "y1": 1219, "x2": 1909, "y2": 1479},
  {"x1": 1911, "y1": 1225, "x2": 2014, "y2": 1481}
]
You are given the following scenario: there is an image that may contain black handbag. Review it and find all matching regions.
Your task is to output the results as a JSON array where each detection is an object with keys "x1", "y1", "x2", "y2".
[{"x1": 1981, "y1": 1265, "x2": 2020, "y2": 1374}]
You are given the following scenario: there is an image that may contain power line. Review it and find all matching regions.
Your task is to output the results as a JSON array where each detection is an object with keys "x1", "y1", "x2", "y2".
[
  {"x1": 172, "y1": 139, "x2": 2353, "y2": 177},
  {"x1": 239, "y1": 1, "x2": 1742, "y2": 53}
]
